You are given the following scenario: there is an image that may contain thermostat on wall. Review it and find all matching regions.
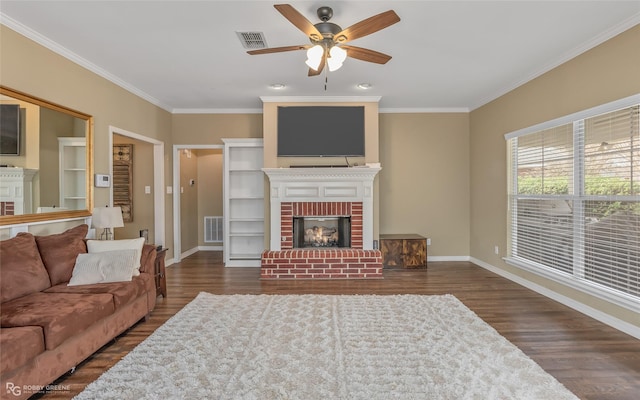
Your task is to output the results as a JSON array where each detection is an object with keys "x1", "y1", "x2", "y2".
[{"x1": 94, "y1": 174, "x2": 111, "y2": 188}]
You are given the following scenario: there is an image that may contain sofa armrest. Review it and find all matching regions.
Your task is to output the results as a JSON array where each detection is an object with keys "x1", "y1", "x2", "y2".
[{"x1": 139, "y1": 244, "x2": 157, "y2": 274}]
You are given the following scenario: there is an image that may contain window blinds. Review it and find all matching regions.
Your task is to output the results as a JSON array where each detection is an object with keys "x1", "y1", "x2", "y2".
[{"x1": 507, "y1": 99, "x2": 640, "y2": 309}]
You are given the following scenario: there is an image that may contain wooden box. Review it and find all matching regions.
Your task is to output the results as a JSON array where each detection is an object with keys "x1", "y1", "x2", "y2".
[{"x1": 380, "y1": 234, "x2": 427, "y2": 269}]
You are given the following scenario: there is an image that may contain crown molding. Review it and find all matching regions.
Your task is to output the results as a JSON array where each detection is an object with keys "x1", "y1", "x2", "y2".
[
  {"x1": 172, "y1": 108, "x2": 263, "y2": 114},
  {"x1": 0, "y1": 14, "x2": 173, "y2": 113},
  {"x1": 379, "y1": 107, "x2": 469, "y2": 113},
  {"x1": 469, "y1": 12, "x2": 640, "y2": 111},
  {"x1": 260, "y1": 96, "x2": 382, "y2": 103}
]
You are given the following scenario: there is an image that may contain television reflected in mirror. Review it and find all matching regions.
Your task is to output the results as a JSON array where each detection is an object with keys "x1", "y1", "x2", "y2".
[{"x1": 0, "y1": 104, "x2": 21, "y2": 155}]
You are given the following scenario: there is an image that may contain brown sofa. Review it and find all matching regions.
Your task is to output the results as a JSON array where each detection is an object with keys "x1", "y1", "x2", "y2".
[{"x1": 0, "y1": 224, "x2": 157, "y2": 399}]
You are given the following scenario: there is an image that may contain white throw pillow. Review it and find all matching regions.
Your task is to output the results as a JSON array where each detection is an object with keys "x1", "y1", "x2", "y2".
[
  {"x1": 87, "y1": 237, "x2": 145, "y2": 276},
  {"x1": 68, "y1": 249, "x2": 137, "y2": 286}
]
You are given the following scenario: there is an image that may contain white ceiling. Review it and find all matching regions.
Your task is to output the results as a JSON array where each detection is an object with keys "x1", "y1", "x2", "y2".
[{"x1": 1, "y1": 1, "x2": 639, "y2": 113}]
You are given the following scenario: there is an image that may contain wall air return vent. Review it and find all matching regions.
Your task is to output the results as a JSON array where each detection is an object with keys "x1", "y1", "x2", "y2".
[{"x1": 236, "y1": 32, "x2": 268, "y2": 49}]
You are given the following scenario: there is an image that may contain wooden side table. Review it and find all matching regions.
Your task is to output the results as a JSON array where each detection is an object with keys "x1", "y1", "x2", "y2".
[
  {"x1": 379, "y1": 234, "x2": 427, "y2": 269},
  {"x1": 154, "y1": 247, "x2": 168, "y2": 298}
]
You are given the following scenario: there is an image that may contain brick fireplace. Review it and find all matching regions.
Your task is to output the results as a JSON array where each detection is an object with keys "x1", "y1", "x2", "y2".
[{"x1": 261, "y1": 166, "x2": 382, "y2": 279}]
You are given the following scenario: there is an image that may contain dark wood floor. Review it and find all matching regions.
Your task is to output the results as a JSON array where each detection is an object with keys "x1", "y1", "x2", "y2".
[{"x1": 39, "y1": 251, "x2": 639, "y2": 400}]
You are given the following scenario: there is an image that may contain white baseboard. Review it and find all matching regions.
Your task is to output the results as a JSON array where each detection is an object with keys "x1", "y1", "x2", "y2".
[
  {"x1": 181, "y1": 246, "x2": 199, "y2": 260},
  {"x1": 427, "y1": 256, "x2": 471, "y2": 262},
  {"x1": 470, "y1": 257, "x2": 640, "y2": 340},
  {"x1": 198, "y1": 245, "x2": 223, "y2": 251}
]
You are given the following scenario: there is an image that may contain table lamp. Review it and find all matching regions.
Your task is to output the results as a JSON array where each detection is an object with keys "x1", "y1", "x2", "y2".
[{"x1": 91, "y1": 206, "x2": 124, "y2": 240}]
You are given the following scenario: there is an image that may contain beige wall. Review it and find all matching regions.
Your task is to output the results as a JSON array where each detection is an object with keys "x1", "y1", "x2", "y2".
[
  {"x1": 179, "y1": 150, "x2": 199, "y2": 252},
  {"x1": 196, "y1": 149, "x2": 223, "y2": 246},
  {"x1": 469, "y1": 25, "x2": 640, "y2": 328},
  {"x1": 0, "y1": 25, "x2": 174, "y2": 258},
  {"x1": 171, "y1": 114, "x2": 263, "y2": 144},
  {"x1": 112, "y1": 135, "x2": 155, "y2": 243},
  {"x1": 379, "y1": 113, "x2": 470, "y2": 257}
]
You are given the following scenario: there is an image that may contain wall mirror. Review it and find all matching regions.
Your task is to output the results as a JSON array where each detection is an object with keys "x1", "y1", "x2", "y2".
[{"x1": 0, "y1": 86, "x2": 93, "y2": 225}]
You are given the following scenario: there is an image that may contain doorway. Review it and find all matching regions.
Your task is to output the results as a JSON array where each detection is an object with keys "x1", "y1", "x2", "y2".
[
  {"x1": 109, "y1": 126, "x2": 165, "y2": 247},
  {"x1": 172, "y1": 144, "x2": 224, "y2": 260}
]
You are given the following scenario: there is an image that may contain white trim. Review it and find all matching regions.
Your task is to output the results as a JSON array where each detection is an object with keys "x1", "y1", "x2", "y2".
[
  {"x1": 504, "y1": 256, "x2": 640, "y2": 314},
  {"x1": 504, "y1": 93, "x2": 640, "y2": 139},
  {"x1": 109, "y1": 126, "x2": 165, "y2": 247},
  {"x1": 0, "y1": 14, "x2": 172, "y2": 112},
  {"x1": 427, "y1": 256, "x2": 471, "y2": 262},
  {"x1": 471, "y1": 11, "x2": 640, "y2": 111},
  {"x1": 2, "y1": 216, "x2": 91, "y2": 237},
  {"x1": 379, "y1": 107, "x2": 469, "y2": 114},
  {"x1": 471, "y1": 257, "x2": 640, "y2": 340},
  {"x1": 181, "y1": 246, "x2": 199, "y2": 260},
  {"x1": 199, "y1": 245, "x2": 223, "y2": 251},
  {"x1": 172, "y1": 108, "x2": 263, "y2": 114},
  {"x1": 260, "y1": 96, "x2": 381, "y2": 103}
]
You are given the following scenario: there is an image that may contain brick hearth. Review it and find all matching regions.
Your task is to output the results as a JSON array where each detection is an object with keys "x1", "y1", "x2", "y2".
[
  {"x1": 261, "y1": 249, "x2": 382, "y2": 279},
  {"x1": 261, "y1": 200, "x2": 382, "y2": 279}
]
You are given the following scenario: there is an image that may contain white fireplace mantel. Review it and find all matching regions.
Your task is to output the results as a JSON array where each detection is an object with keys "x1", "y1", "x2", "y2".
[
  {"x1": 263, "y1": 166, "x2": 381, "y2": 251},
  {"x1": 0, "y1": 167, "x2": 38, "y2": 215}
]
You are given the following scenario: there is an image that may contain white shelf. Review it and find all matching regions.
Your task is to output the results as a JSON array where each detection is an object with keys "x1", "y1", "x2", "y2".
[
  {"x1": 59, "y1": 137, "x2": 86, "y2": 210},
  {"x1": 223, "y1": 138, "x2": 264, "y2": 267}
]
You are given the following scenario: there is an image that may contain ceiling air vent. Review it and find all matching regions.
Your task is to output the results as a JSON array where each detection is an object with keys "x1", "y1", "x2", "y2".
[{"x1": 236, "y1": 32, "x2": 268, "y2": 49}]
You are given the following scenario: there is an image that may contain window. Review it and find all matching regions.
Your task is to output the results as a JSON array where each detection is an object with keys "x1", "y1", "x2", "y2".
[{"x1": 505, "y1": 95, "x2": 640, "y2": 312}]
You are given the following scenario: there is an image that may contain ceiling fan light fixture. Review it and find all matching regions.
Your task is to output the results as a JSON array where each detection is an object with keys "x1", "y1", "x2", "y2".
[
  {"x1": 330, "y1": 46, "x2": 347, "y2": 63},
  {"x1": 305, "y1": 44, "x2": 324, "y2": 71},
  {"x1": 327, "y1": 45, "x2": 347, "y2": 71},
  {"x1": 327, "y1": 58, "x2": 343, "y2": 72}
]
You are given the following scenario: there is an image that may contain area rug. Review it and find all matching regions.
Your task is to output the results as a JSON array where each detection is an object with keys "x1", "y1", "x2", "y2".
[{"x1": 75, "y1": 293, "x2": 578, "y2": 400}]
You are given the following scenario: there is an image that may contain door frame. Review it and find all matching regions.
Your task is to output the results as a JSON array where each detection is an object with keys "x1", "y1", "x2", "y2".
[{"x1": 109, "y1": 126, "x2": 165, "y2": 247}]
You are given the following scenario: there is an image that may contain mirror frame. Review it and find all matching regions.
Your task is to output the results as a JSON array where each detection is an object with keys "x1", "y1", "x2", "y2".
[{"x1": 0, "y1": 85, "x2": 93, "y2": 225}]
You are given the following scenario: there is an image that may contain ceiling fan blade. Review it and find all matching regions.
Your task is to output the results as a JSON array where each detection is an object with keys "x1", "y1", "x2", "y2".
[
  {"x1": 274, "y1": 4, "x2": 323, "y2": 40},
  {"x1": 308, "y1": 51, "x2": 327, "y2": 76},
  {"x1": 341, "y1": 45, "x2": 392, "y2": 64},
  {"x1": 334, "y1": 10, "x2": 400, "y2": 44},
  {"x1": 247, "y1": 45, "x2": 309, "y2": 55}
]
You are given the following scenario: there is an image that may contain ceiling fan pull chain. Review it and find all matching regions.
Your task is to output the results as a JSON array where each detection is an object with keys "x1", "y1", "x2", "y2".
[{"x1": 324, "y1": 57, "x2": 329, "y2": 91}]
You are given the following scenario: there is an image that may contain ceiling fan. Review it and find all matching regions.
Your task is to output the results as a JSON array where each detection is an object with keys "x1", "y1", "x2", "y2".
[{"x1": 247, "y1": 4, "x2": 400, "y2": 76}]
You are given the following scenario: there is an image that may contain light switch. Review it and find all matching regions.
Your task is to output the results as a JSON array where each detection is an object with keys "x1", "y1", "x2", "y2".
[
  {"x1": 166, "y1": 186, "x2": 173, "y2": 194},
  {"x1": 145, "y1": 186, "x2": 151, "y2": 194}
]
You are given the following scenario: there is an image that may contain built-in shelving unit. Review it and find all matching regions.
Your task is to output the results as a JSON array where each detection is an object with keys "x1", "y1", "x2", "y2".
[
  {"x1": 223, "y1": 138, "x2": 264, "y2": 267},
  {"x1": 58, "y1": 137, "x2": 86, "y2": 210}
]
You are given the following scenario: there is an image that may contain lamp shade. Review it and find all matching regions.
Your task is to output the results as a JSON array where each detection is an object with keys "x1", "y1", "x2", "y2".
[{"x1": 91, "y1": 206, "x2": 124, "y2": 229}]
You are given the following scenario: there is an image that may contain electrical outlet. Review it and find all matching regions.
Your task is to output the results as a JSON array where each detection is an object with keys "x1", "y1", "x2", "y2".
[
  {"x1": 427, "y1": 238, "x2": 431, "y2": 246},
  {"x1": 494, "y1": 246, "x2": 499, "y2": 255}
]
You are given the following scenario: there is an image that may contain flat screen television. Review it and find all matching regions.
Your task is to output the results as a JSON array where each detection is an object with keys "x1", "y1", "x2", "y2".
[
  {"x1": 277, "y1": 106, "x2": 365, "y2": 157},
  {"x1": 0, "y1": 104, "x2": 21, "y2": 156}
]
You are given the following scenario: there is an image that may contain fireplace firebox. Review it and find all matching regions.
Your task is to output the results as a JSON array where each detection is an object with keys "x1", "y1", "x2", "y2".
[{"x1": 293, "y1": 216, "x2": 351, "y2": 248}]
